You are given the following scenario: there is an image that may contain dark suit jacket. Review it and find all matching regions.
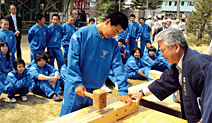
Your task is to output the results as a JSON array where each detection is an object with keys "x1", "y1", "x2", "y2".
[
  {"x1": 5, "y1": 14, "x2": 22, "y2": 33},
  {"x1": 148, "y1": 48, "x2": 212, "y2": 123},
  {"x1": 152, "y1": 26, "x2": 167, "y2": 41}
]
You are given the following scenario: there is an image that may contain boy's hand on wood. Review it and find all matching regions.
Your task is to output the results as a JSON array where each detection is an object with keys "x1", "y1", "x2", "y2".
[{"x1": 118, "y1": 95, "x2": 133, "y2": 106}]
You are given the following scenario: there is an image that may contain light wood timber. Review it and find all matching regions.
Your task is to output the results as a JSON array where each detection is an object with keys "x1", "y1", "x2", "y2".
[
  {"x1": 47, "y1": 100, "x2": 139, "y2": 123},
  {"x1": 149, "y1": 70, "x2": 163, "y2": 80}
]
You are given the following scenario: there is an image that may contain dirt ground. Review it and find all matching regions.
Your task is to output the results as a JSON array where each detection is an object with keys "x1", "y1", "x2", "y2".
[{"x1": 0, "y1": 35, "x2": 210, "y2": 123}]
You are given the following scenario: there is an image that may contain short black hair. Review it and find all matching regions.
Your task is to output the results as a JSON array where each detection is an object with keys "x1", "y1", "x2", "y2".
[
  {"x1": 148, "y1": 46, "x2": 156, "y2": 53},
  {"x1": 181, "y1": 18, "x2": 185, "y2": 22},
  {"x1": 34, "y1": 52, "x2": 48, "y2": 63},
  {"x1": 13, "y1": 58, "x2": 25, "y2": 71},
  {"x1": 131, "y1": 47, "x2": 141, "y2": 57},
  {"x1": 130, "y1": 14, "x2": 136, "y2": 18},
  {"x1": 103, "y1": 12, "x2": 128, "y2": 30},
  {"x1": 89, "y1": 18, "x2": 95, "y2": 23},
  {"x1": 0, "y1": 19, "x2": 9, "y2": 24},
  {"x1": 118, "y1": 40, "x2": 123, "y2": 44},
  {"x1": 145, "y1": 40, "x2": 152, "y2": 45},
  {"x1": 0, "y1": 41, "x2": 10, "y2": 61},
  {"x1": 44, "y1": 52, "x2": 53, "y2": 60},
  {"x1": 139, "y1": 17, "x2": 145, "y2": 21},
  {"x1": 35, "y1": 13, "x2": 44, "y2": 23},
  {"x1": 52, "y1": 14, "x2": 60, "y2": 20}
]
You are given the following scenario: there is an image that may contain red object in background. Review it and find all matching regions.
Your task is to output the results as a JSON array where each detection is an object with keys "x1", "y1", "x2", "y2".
[{"x1": 182, "y1": 17, "x2": 186, "y2": 21}]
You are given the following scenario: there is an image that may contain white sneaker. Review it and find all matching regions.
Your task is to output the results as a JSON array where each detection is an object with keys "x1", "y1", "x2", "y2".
[
  {"x1": 21, "y1": 96, "x2": 27, "y2": 102},
  {"x1": 10, "y1": 98, "x2": 17, "y2": 103},
  {"x1": 100, "y1": 85, "x2": 112, "y2": 93},
  {"x1": 115, "y1": 82, "x2": 118, "y2": 90}
]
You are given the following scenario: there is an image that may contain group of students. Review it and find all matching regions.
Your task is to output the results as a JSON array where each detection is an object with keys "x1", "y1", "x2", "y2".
[{"x1": 0, "y1": 11, "x2": 98, "y2": 102}]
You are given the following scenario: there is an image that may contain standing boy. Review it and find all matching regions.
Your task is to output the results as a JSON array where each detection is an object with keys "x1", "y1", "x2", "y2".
[
  {"x1": 125, "y1": 14, "x2": 141, "y2": 52},
  {"x1": 47, "y1": 14, "x2": 64, "y2": 71},
  {"x1": 62, "y1": 16, "x2": 76, "y2": 58},
  {"x1": 0, "y1": 19, "x2": 17, "y2": 61},
  {"x1": 60, "y1": 12, "x2": 133, "y2": 116},
  {"x1": 28, "y1": 14, "x2": 48, "y2": 61},
  {"x1": 139, "y1": 17, "x2": 151, "y2": 57}
]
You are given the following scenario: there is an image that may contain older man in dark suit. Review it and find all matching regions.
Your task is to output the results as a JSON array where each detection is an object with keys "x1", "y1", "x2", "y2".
[
  {"x1": 5, "y1": 4, "x2": 22, "y2": 58},
  {"x1": 130, "y1": 29, "x2": 212, "y2": 123}
]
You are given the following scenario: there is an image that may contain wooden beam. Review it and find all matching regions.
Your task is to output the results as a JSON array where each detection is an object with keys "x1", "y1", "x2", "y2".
[
  {"x1": 48, "y1": 101, "x2": 139, "y2": 123},
  {"x1": 149, "y1": 70, "x2": 162, "y2": 80}
]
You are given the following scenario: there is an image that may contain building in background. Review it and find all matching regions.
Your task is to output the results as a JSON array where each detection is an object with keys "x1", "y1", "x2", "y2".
[{"x1": 161, "y1": 0, "x2": 195, "y2": 19}]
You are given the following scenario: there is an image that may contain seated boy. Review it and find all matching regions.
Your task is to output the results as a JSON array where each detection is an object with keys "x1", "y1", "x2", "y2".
[
  {"x1": 118, "y1": 40, "x2": 129, "y2": 64},
  {"x1": 143, "y1": 46, "x2": 158, "y2": 69},
  {"x1": 143, "y1": 41, "x2": 160, "y2": 57},
  {"x1": 29, "y1": 52, "x2": 62, "y2": 101},
  {"x1": 5, "y1": 58, "x2": 32, "y2": 102}
]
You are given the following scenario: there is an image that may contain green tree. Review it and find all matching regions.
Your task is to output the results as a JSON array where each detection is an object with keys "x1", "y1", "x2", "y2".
[
  {"x1": 130, "y1": 0, "x2": 146, "y2": 10},
  {"x1": 186, "y1": 0, "x2": 212, "y2": 43},
  {"x1": 96, "y1": 0, "x2": 125, "y2": 16},
  {"x1": 148, "y1": 0, "x2": 162, "y2": 9}
]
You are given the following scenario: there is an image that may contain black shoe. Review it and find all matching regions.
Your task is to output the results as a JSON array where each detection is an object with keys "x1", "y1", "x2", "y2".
[
  {"x1": 57, "y1": 94, "x2": 63, "y2": 100},
  {"x1": 52, "y1": 93, "x2": 60, "y2": 101}
]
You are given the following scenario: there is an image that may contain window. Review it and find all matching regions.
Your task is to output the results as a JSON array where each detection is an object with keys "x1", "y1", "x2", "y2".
[
  {"x1": 164, "y1": 1, "x2": 168, "y2": 6},
  {"x1": 189, "y1": 1, "x2": 194, "y2": 6},
  {"x1": 169, "y1": 1, "x2": 172, "y2": 6},
  {"x1": 174, "y1": 1, "x2": 177, "y2": 6},
  {"x1": 181, "y1": 1, "x2": 184, "y2": 6}
]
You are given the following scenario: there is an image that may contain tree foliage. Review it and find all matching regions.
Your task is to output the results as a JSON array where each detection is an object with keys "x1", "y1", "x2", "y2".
[
  {"x1": 96, "y1": 0, "x2": 125, "y2": 16},
  {"x1": 129, "y1": 0, "x2": 162, "y2": 10},
  {"x1": 148, "y1": 0, "x2": 162, "y2": 9},
  {"x1": 130, "y1": 0, "x2": 146, "y2": 10},
  {"x1": 186, "y1": 0, "x2": 212, "y2": 43}
]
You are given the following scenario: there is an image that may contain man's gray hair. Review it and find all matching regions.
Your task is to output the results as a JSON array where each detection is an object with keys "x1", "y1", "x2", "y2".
[{"x1": 155, "y1": 29, "x2": 188, "y2": 49}]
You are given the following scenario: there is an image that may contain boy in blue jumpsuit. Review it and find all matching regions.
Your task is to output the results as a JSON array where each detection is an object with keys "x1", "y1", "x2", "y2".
[
  {"x1": 5, "y1": 58, "x2": 32, "y2": 102},
  {"x1": 118, "y1": 29, "x2": 129, "y2": 50},
  {"x1": 0, "y1": 19, "x2": 17, "y2": 61},
  {"x1": 126, "y1": 47, "x2": 153, "y2": 81},
  {"x1": 28, "y1": 14, "x2": 48, "y2": 61},
  {"x1": 62, "y1": 16, "x2": 76, "y2": 58},
  {"x1": 0, "y1": 41, "x2": 13, "y2": 86},
  {"x1": 60, "y1": 12, "x2": 133, "y2": 116},
  {"x1": 59, "y1": 57, "x2": 67, "y2": 90},
  {"x1": 47, "y1": 14, "x2": 64, "y2": 71},
  {"x1": 139, "y1": 17, "x2": 151, "y2": 57},
  {"x1": 143, "y1": 41, "x2": 160, "y2": 57},
  {"x1": 29, "y1": 52, "x2": 62, "y2": 101},
  {"x1": 118, "y1": 40, "x2": 129, "y2": 64},
  {"x1": 125, "y1": 14, "x2": 141, "y2": 52},
  {"x1": 0, "y1": 80, "x2": 3, "y2": 96}
]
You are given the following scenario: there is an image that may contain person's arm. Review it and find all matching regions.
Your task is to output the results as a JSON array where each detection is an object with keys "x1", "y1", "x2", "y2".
[
  {"x1": 201, "y1": 63, "x2": 212, "y2": 123},
  {"x1": 111, "y1": 43, "x2": 133, "y2": 105},
  {"x1": 136, "y1": 25, "x2": 143, "y2": 42},
  {"x1": 67, "y1": 32, "x2": 85, "y2": 96},
  {"x1": 6, "y1": 72, "x2": 26, "y2": 89},
  {"x1": 28, "y1": 28, "x2": 34, "y2": 43}
]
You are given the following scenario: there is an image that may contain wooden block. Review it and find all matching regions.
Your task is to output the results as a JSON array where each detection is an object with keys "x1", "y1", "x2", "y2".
[
  {"x1": 117, "y1": 106, "x2": 187, "y2": 123},
  {"x1": 149, "y1": 70, "x2": 162, "y2": 79},
  {"x1": 47, "y1": 101, "x2": 139, "y2": 123}
]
